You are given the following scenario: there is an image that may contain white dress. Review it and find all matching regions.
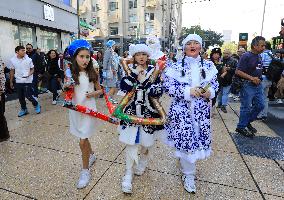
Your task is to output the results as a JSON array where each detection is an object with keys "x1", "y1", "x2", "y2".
[{"x1": 69, "y1": 72, "x2": 99, "y2": 139}]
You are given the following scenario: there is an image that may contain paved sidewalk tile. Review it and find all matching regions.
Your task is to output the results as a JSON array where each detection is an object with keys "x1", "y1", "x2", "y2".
[
  {"x1": 85, "y1": 162, "x2": 191, "y2": 199},
  {"x1": 0, "y1": 189, "x2": 33, "y2": 200},
  {"x1": 0, "y1": 142, "x2": 113, "y2": 199},
  {"x1": 8, "y1": 120, "x2": 124, "y2": 162},
  {"x1": 243, "y1": 155, "x2": 284, "y2": 197},
  {"x1": 264, "y1": 194, "x2": 284, "y2": 200}
]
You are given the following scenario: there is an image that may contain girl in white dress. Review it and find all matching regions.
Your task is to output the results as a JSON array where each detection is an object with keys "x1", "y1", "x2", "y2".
[{"x1": 67, "y1": 39, "x2": 102, "y2": 189}]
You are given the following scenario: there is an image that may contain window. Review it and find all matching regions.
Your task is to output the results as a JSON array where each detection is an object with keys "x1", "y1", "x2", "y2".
[
  {"x1": 39, "y1": 29, "x2": 60, "y2": 53},
  {"x1": 145, "y1": 25, "x2": 154, "y2": 35},
  {"x1": 129, "y1": 0, "x2": 137, "y2": 9},
  {"x1": 110, "y1": 27, "x2": 118, "y2": 35},
  {"x1": 109, "y1": 1, "x2": 118, "y2": 11},
  {"x1": 61, "y1": 0, "x2": 71, "y2": 6},
  {"x1": 129, "y1": 14, "x2": 138, "y2": 23},
  {"x1": 129, "y1": 25, "x2": 137, "y2": 36},
  {"x1": 91, "y1": 1, "x2": 100, "y2": 12},
  {"x1": 145, "y1": 13, "x2": 154, "y2": 21},
  {"x1": 91, "y1": 0, "x2": 96, "y2": 11}
]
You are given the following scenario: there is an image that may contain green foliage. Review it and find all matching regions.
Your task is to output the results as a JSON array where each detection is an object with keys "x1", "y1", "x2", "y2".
[
  {"x1": 221, "y1": 42, "x2": 238, "y2": 53},
  {"x1": 180, "y1": 25, "x2": 224, "y2": 49}
]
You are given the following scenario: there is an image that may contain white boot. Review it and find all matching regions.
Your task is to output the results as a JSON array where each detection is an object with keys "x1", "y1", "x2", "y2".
[
  {"x1": 180, "y1": 158, "x2": 196, "y2": 193},
  {"x1": 134, "y1": 147, "x2": 149, "y2": 176},
  {"x1": 121, "y1": 145, "x2": 138, "y2": 193},
  {"x1": 121, "y1": 171, "x2": 133, "y2": 193}
]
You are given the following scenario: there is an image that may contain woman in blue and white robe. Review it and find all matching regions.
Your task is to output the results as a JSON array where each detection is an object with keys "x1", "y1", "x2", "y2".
[{"x1": 163, "y1": 34, "x2": 219, "y2": 193}]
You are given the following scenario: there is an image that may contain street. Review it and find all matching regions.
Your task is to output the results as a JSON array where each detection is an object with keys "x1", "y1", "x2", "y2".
[{"x1": 0, "y1": 93, "x2": 283, "y2": 200}]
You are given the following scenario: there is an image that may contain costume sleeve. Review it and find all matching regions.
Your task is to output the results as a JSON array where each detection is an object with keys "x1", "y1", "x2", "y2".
[
  {"x1": 163, "y1": 74, "x2": 191, "y2": 100},
  {"x1": 120, "y1": 76, "x2": 137, "y2": 93},
  {"x1": 208, "y1": 74, "x2": 219, "y2": 99}
]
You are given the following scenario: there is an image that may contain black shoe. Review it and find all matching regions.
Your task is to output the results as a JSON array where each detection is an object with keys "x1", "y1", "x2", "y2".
[
  {"x1": 257, "y1": 116, "x2": 267, "y2": 121},
  {"x1": 216, "y1": 105, "x2": 222, "y2": 108},
  {"x1": 235, "y1": 128, "x2": 254, "y2": 137},
  {"x1": 247, "y1": 123, "x2": 257, "y2": 134},
  {"x1": 221, "y1": 106, "x2": 227, "y2": 113}
]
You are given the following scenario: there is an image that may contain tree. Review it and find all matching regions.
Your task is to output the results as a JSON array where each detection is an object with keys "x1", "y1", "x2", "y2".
[
  {"x1": 221, "y1": 42, "x2": 238, "y2": 53},
  {"x1": 179, "y1": 25, "x2": 224, "y2": 49}
]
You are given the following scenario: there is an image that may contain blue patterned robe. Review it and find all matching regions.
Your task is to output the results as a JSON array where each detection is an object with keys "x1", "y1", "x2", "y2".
[{"x1": 163, "y1": 56, "x2": 219, "y2": 163}]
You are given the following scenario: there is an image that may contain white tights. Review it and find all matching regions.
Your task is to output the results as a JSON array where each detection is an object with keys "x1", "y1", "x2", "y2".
[{"x1": 180, "y1": 158, "x2": 196, "y2": 178}]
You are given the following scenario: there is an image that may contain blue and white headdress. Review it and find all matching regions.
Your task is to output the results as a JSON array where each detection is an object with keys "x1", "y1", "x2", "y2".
[
  {"x1": 106, "y1": 40, "x2": 116, "y2": 48},
  {"x1": 68, "y1": 39, "x2": 92, "y2": 57},
  {"x1": 182, "y1": 34, "x2": 203, "y2": 50},
  {"x1": 129, "y1": 44, "x2": 152, "y2": 57}
]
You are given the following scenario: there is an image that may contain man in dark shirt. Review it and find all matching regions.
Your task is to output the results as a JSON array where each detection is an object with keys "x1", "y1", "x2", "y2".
[{"x1": 235, "y1": 36, "x2": 266, "y2": 137}]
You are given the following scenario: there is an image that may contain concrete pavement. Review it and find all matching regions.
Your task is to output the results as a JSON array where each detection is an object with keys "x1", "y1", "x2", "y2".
[{"x1": 0, "y1": 93, "x2": 283, "y2": 200}]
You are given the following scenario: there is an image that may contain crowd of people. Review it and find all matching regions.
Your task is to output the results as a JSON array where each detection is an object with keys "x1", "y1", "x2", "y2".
[{"x1": 0, "y1": 33, "x2": 284, "y2": 196}]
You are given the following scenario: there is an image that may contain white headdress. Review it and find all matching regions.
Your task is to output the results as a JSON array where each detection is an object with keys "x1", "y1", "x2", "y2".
[
  {"x1": 182, "y1": 34, "x2": 203, "y2": 50},
  {"x1": 129, "y1": 44, "x2": 152, "y2": 57},
  {"x1": 146, "y1": 36, "x2": 164, "y2": 60}
]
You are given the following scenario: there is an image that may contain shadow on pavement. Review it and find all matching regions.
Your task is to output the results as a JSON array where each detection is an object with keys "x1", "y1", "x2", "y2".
[{"x1": 230, "y1": 133, "x2": 284, "y2": 160}]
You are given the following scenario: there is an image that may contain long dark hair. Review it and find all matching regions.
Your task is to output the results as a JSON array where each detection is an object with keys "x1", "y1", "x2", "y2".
[
  {"x1": 47, "y1": 49, "x2": 59, "y2": 61},
  {"x1": 71, "y1": 47, "x2": 98, "y2": 85}
]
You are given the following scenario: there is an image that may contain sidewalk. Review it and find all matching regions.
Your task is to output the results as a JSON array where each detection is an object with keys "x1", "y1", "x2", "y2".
[{"x1": 0, "y1": 94, "x2": 283, "y2": 200}]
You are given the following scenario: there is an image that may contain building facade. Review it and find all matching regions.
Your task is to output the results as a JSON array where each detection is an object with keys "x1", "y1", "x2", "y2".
[
  {"x1": 0, "y1": 0, "x2": 78, "y2": 63},
  {"x1": 76, "y1": 0, "x2": 182, "y2": 52}
]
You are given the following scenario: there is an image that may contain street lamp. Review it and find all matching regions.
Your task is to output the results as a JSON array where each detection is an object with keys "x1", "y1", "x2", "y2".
[{"x1": 260, "y1": 0, "x2": 267, "y2": 36}]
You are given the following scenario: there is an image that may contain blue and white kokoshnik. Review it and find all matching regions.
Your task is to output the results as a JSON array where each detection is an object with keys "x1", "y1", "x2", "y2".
[
  {"x1": 68, "y1": 39, "x2": 92, "y2": 57},
  {"x1": 163, "y1": 56, "x2": 219, "y2": 163}
]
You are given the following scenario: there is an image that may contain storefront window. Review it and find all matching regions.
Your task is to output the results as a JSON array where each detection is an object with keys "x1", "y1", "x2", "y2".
[
  {"x1": 39, "y1": 29, "x2": 60, "y2": 53},
  {"x1": 12, "y1": 24, "x2": 20, "y2": 45},
  {"x1": 11, "y1": 24, "x2": 36, "y2": 47},
  {"x1": 19, "y1": 26, "x2": 35, "y2": 46}
]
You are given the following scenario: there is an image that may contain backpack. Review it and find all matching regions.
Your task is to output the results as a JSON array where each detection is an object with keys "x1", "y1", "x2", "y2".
[{"x1": 265, "y1": 53, "x2": 284, "y2": 83}]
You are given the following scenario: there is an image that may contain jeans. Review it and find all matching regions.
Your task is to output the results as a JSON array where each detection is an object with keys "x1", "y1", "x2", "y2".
[
  {"x1": 32, "y1": 73, "x2": 39, "y2": 98},
  {"x1": 258, "y1": 78, "x2": 272, "y2": 118},
  {"x1": 49, "y1": 76, "x2": 60, "y2": 100},
  {"x1": 237, "y1": 81, "x2": 265, "y2": 129},
  {"x1": 16, "y1": 83, "x2": 38, "y2": 110},
  {"x1": 217, "y1": 85, "x2": 231, "y2": 106}
]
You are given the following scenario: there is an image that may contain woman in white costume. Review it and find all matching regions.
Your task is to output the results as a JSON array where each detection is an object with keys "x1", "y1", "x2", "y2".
[{"x1": 163, "y1": 34, "x2": 219, "y2": 193}]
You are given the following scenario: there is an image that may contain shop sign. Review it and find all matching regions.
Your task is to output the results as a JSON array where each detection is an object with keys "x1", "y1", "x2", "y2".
[{"x1": 44, "y1": 4, "x2": 55, "y2": 21}]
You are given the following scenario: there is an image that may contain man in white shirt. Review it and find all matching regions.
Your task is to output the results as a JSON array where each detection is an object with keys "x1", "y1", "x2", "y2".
[{"x1": 10, "y1": 46, "x2": 41, "y2": 117}]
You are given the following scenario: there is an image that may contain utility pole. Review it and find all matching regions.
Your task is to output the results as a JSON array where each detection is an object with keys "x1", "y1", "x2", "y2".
[
  {"x1": 260, "y1": 0, "x2": 266, "y2": 36},
  {"x1": 77, "y1": 0, "x2": 80, "y2": 39},
  {"x1": 169, "y1": 0, "x2": 173, "y2": 51}
]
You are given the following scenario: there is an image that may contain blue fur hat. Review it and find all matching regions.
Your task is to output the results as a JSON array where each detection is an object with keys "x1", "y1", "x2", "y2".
[
  {"x1": 68, "y1": 39, "x2": 92, "y2": 57},
  {"x1": 106, "y1": 40, "x2": 115, "y2": 48}
]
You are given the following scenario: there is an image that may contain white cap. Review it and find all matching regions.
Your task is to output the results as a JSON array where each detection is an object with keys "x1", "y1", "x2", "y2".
[
  {"x1": 129, "y1": 44, "x2": 152, "y2": 57},
  {"x1": 182, "y1": 34, "x2": 202, "y2": 49}
]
